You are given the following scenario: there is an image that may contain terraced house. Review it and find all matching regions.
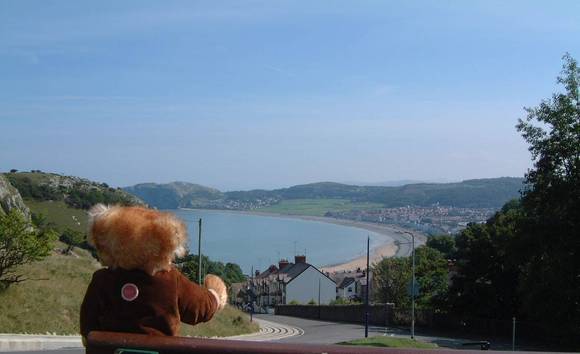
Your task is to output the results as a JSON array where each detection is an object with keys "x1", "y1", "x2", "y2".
[{"x1": 250, "y1": 256, "x2": 336, "y2": 307}]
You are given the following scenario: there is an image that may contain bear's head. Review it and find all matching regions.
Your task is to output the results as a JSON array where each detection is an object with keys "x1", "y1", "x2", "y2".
[{"x1": 88, "y1": 204, "x2": 187, "y2": 275}]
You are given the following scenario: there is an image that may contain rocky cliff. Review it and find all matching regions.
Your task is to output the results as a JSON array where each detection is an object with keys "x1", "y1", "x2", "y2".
[{"x1": 0, "y1": 174, "x2": 30, "y2": 218}]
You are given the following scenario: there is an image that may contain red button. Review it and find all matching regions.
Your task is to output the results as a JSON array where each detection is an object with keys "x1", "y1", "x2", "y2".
[{"x1": 121, "y1": 283, "x2": 139, "y2": 301}]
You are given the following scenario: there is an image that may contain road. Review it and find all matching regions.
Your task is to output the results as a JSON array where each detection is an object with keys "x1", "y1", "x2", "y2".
[
  {"x1": 391, "y1": 231, "x2": 425, "y2": 258},
  {"x1": 1, "y1": 313, "x2": 542, "y2": 353},
  {"x1": 256, "y1": 314, "x2": 548, "y2": 351}
]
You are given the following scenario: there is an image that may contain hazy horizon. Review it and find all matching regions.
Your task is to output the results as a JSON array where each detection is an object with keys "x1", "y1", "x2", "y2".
[{"x1": 2, "y1": 1, "x2": 578, "y2": 190}]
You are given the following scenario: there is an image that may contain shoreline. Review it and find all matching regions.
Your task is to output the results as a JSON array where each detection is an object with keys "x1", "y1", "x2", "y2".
[{"x1": 180, "y1": 208, "x2": 427, "y2": 273}]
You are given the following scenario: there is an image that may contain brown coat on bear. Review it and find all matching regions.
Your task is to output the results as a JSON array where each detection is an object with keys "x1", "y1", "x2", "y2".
[{"x1": 80, "y1": 204, "x2": 227, "y2": 339}]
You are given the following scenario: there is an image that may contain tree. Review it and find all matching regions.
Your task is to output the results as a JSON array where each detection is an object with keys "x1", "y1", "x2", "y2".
[
  {"x1": 373, "y1": 246, "x2": 449, "y2": 310},
  {"x1": 414, "y1": 246, "x2": 449, "y2": 309},
  {"x1": 60, "y1": 228, "x2": 85, "y2": 254},
  {"x1": 175, "y1": 252, "x2": 245, "y2": 286},
  {"x1": 516, "y1": 53, "x2": 580, "y2": 338},
  {"x1": 450, "y1": 201, "x2": 523, "y2": 319},
  {"x1": 373, "y1": 257, "x2": 411, "y2": 308},
  {"x1": 0, "y1": 210, "x2": 57, "y2": 290},
  {"x1": 426, "y1": 235, "x2": 457, "y2": 259}
]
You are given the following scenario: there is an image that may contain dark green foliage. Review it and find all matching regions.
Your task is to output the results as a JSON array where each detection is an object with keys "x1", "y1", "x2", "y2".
[
  {"x1": 65, "y1": 183, "x2": 135, "y2": 209},
  {"x1": 59, "y1": 228, "x2": 85, "y2": 254},
  {"x1": 4, "y1": 175, "x2": 61, "y2": 201},
  {"x1": 426, "y1": 235, "x2": 457, "y2": 259},
  {"x1": 373, "y1": 247, "x2": 448, "y2": 309},
  {"x1": 445, "y1": 55, "x2": 580, "y2": 347},
  {"x1": 330, "y1": 297, "x2": 361, "y2": 305},
  {"x1": 450, "y1": 201, "x2": 523, "y2": 319},
  {"x1": 515, "y1": 53, "x2": 580, "y2": 339},
  {"x1": 373, "y1": 256, "x2": 411, "y2": 307},
  {"x1": 0, "y1": 210, "x2": 57, "y2": 290},
  {"x1": 414, "y1": 247, "x2": 449, "y2": 309},
  {"x1": 175, "y1": 253, "x2": 245, "y2": 286}
]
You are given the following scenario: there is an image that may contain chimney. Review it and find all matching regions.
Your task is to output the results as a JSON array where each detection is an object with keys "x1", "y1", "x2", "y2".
[
  {"x1": 278, "y1": 259, "x2": 289, "y2": 270},
  {"x1": 295, "y1": 255, "x2": 306, "y2": 264}
]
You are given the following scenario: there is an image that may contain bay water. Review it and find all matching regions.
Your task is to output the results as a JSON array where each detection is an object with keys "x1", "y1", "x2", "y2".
[{"x1": 170, "y1": 209, "x2": 382, "y2": 274}]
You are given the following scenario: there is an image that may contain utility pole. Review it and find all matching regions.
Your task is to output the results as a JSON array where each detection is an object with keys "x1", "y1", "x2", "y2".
[
  {"x1": 198, "y1": 218, "x2": 202, "y2": 284},
  {"x1": 365, "y1": 236, "x2": 370, "y2": 338},
  {"x1": 512, "y1": 317, "x2": 516, "y2": 351},
  {"x1": 411, "y1": 232, "x2": 415, "y2": 339},
  {"x1": 318, "y1": 278, "x2": 321, "y2": 305}
]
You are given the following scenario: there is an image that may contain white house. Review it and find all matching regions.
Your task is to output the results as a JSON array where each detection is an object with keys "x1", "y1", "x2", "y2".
[
  {"x1": 251, "y1": 256, "x2": 336, "y2": 306},
  {"x1": 336, "y1": 277, "x2": 357, "y2": 300}
]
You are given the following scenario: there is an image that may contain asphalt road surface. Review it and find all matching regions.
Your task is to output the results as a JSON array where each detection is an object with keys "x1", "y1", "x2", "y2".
[{"x1": 3, "y1": 313, "x2": 544, "y2": 353}]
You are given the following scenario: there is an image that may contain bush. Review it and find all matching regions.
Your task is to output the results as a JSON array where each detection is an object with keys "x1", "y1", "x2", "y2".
[{"x1": 0, "y1": 210, "x2": 57, "y2": 290}]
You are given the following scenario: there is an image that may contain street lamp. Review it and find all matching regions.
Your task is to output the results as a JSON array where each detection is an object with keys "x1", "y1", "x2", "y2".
[{"x1": 402, "y1": 231, "x2": 416, "y2": 340}]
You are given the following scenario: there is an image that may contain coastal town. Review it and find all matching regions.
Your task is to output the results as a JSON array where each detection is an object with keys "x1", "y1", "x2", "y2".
[{"x1": 325, "y1": 206, "x2": 496, "y2": 235}]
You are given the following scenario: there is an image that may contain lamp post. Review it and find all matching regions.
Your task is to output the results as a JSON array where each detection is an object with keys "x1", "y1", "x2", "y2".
[{"x1": 402, "y1": 231, "x2": 416, "y2": 340}]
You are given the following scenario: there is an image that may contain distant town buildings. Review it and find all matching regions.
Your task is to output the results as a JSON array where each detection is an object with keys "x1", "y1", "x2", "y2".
[{"x1": 325, "y1": 206, "x2": 495, "y2": 235}]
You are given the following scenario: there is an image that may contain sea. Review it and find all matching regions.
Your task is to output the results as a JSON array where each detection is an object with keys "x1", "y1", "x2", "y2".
[{"x1": 170, "y1": 209, "x2": 383, "y2": 275}]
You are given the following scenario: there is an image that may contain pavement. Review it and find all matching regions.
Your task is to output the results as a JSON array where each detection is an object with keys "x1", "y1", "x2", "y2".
[{"x1": 0, "y1": 335, "x2": 82, "y2": 352}]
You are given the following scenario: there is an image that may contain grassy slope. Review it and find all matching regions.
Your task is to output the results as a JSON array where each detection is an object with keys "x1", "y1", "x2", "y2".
[
  {"x1": 0, "y1": 243, "x2": 257, "y2": 336},
  {"x1": 0, "y1": 244, "x2": 97, "y2": 334},
  {"x1": 0, "y1": 200, "x2": 257, "y2": 337},
  {"x1": 339, "y1": 336, "x2": 438, "y2": 349},
  {"x1": 257, "y1": 198, "x2": 383, "y2": 216},
  {"x1": 26, "y1": 199, "x2": 88, "y2": 233},
  {"x1": 180, "y1": 306, "x2": 258, "y2": 337}
]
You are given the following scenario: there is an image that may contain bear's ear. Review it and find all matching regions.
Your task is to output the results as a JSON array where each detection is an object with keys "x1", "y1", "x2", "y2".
[
  {"x1": 88, "y1": 203, "x2": 110, "y2": 223},
  {"x1": 87, "y1": 204, "x2": 111, "y2": 247}
]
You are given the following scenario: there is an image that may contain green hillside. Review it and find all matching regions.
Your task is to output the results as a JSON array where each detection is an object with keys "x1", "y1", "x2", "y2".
[
  {"x1": 124, "y1": 181, "x2": 224, "y2": 209},
  {"x1": 3, "y1": 171, "x2": 144, "y2": 209},
  {"x1": 125, "y1": 177, "x2": 524, "y2": 211},
  {"x1": 0, "y1": 171, "x2": 256, "y2": 337}
]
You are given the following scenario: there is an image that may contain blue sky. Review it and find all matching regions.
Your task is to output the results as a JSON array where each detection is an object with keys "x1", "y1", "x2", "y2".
[{"x1": 1, "y1": 1, "x2": 579, "y2": 190}]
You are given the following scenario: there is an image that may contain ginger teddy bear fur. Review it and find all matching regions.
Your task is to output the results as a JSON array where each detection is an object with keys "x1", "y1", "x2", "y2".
[{"x1": 80, "y1": 204, "x2": 227, "y2": 340}]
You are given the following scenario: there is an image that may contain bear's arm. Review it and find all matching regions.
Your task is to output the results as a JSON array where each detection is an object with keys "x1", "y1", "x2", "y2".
[
  {"x1": 177, "y1": 271, "x2": 219, "y2": 325},
  {"x1": 80, "y1": 270, "x2": 105, "y2": 339}
]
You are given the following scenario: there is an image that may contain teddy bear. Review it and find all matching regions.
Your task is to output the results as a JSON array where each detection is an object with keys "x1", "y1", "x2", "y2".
[{"x1": 80, "y1": 204, "x2": 227, "y2": 342}]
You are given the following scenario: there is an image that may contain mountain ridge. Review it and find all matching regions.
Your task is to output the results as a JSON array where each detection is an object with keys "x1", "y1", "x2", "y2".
[{"x1": 124, "y1": 177, "x2": 524, "y2": 210}]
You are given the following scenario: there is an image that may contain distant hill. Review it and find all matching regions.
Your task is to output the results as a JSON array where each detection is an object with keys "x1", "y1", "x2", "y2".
[
  {"x1": 124, "y1": 177, "x2": 524, "y2": 210},
  {"x1": 124, "y1": 181, "x2": 224, "y2": 209}
]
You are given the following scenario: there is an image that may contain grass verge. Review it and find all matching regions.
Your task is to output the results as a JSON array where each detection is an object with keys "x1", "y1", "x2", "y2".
[
  {"x1": 338, "y1": 336, "x2": 438, "y2": 349},
  {"x1": 0, "y1": 243, "x2": 257, "y2": 337},
  {"x1": 0, "y1": 244, "x2": 98, "y2": 334},
  {"x1": 180, "y1": 306, "x2": 259, "y2": 337}
]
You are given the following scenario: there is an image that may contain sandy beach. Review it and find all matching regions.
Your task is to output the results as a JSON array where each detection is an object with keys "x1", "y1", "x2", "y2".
[{"x1": 183, "y1": 208, "x2": 427, "y2": 273}]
